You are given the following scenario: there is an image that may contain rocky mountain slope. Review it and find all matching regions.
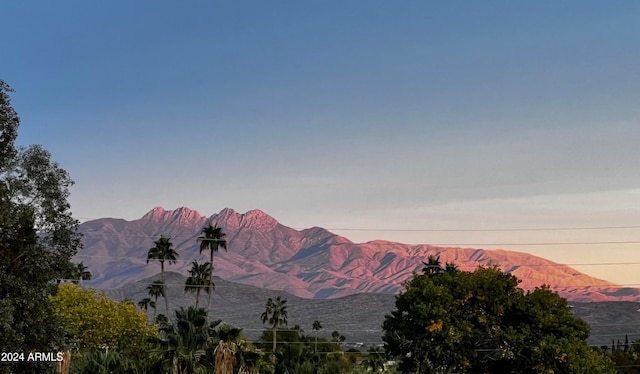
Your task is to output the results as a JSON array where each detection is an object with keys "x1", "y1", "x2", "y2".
[{"x1": 78, "y1": 207, "x2": 640, "y2": 301}]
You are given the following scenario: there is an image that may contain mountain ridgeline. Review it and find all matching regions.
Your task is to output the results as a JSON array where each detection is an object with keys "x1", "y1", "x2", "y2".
[{"x1": 78, "y1": 207, "x2": 640, "y2": 301}]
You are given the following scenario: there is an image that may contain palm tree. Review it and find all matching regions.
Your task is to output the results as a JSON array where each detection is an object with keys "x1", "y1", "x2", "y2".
[
  {"x1": 312, "y1": 320, "x2": 322, "y2": 352},
  {"x1": 331, "y1": 330, "x2": 345, "y2": 344},
  {"x1": 274, "y1": 340, "x2": 315, "y2": 374},
  {"x1": 147, "y1": 280, "x2": 166, "y2": 318},
  {"x1": 210, "y1": 323, "x2": 258, "y2": 374},
  {"x1": 184, "y1": 260, "x2": 212, "y2": 308},
  {"x1": 197, "y1": 225, "x2": 227, "y2": 315},
  {"x1": 138, "y1": 297, "x2": 156, "y2": 313},
  {"x1": 260, "y1": 296, "x2": 288, "y2": 354},
  {"x1": 214, "y1": 340, "x2": 236, "y2": 374},
  {"x1": 445, "y1": 262, "x2": 459, "y2": 273},
  {"x1": 159, "y1": 306, "x2": 210, "y2": 374},
  {"x1": 73, "y1": 262, "x2": 92, "y2": 285},
  {"x1": 237, "y1": 347, "x2": 261, "y2": 374},
  {"x1": 422, "y1": 255, "x2": 443, "y2": 276},
  {"x1": 72, "y1": 348, "x2": 132, "y2": 374},
  {"x1": 363, "y1": 346, "x2": 386, "y2": 372},
  {"x1": 147, "y1": 235, "x2": 179, "y2": 316}
]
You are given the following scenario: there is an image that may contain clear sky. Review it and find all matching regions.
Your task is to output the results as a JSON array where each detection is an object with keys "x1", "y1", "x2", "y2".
[{"x1": 3, "y1": 1, "x2": 640, "y2": 284}]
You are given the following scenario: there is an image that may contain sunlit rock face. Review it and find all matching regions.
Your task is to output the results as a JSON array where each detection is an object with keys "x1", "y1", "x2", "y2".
[{"x1": 78, "y1": 207, "x2": 640, "y2": 301}]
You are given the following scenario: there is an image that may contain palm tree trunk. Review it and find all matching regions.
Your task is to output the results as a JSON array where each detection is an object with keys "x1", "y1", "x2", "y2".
[
  {"x1": 208, "y1": 251, "x2": 214, "y2": 317},
  {"x1": 272, "y1": 325, "x2": 277, "y2": 354},
  {"x1": 195, "y1": 287, "x2": 200, "y2": 308},
  {"x1": 161, "y1": 262, "x2": 169, "y2": 316}
]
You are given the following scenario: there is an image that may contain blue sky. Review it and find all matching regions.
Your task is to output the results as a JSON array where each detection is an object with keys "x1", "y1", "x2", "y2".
[{"x1": 3, "y1": 1, "x2": 640, "y2": 284}]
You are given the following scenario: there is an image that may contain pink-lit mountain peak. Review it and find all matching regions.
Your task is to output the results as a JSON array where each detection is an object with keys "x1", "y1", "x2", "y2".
[
  {"x1": 77, "y1": 206, "x2": 640, "y2": 302},
  {"x1": 141, "y1": 206, "x2": 204, "y2": 222},
  {"x1": 240, "y1": 209, "x2": 279, "y2": 229},
  {"x1": 208, "y1": 208, "x2": 280, "y2": 232},
  {"x1": 140, "y1": 206, "x2": 168, "y2": 220},
  {"x1": 213, "y1": 207, "x2": 238, "y2": 218}
]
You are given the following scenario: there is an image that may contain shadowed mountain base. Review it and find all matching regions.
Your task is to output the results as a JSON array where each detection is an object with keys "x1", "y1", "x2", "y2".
[{"x1": 102, "y1": 272, "x2": 640, "y2": 348}]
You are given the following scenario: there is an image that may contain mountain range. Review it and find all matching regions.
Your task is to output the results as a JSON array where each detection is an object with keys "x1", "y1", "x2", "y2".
[{"x1": 78, "y1": 207, "x2": 640, "y2": 302}]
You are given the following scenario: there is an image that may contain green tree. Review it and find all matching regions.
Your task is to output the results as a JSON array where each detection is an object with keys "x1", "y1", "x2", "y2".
[
  {"x1": 237, "y1": 347, "x2": 263, "y2": 374},
  {"x1": 274, "y1": 339, "x2": 315, "y2": 374},
  {"x1": 69, "y1": 347, "x2": 151, "y2": 374},
  {"x1": 259, "y1": 326, "x2": 316, "y2": 374},
  {"x1": 261, "y1": 296, "x2": 289, "y2": 354},
  {"x1": 0, "y1": 80, "x2": 82, "y2": 374},
  {"x1": 185, "y1": 260, "x2": 212, "y2": 308},
  {"x1": 362, "y1": 346, "x2": 386, "y2": 372},
  {"x1": 235, "y1": 339, "x2": 263, "y2": 374},
  {"x1": 152, "y1": 307, "x2": 254, "y2": 374},
  {"x1": 198, "y1": 225, "x2": 227, "y2": 316},
  {"x1": 0, "y1": 80, "x2": 19, "y2": 169},
  {"x1": 382, "y1": 265, "x2": 615, "y2": 373},
  {"x1": 51, "y1": 283, "x2": 158, "y2": 358},
  {"x1": 608, "y1": 338, "x2": 640, "y2": 374},
  {"x1": 146, "y1": 235, "x2": 178, "y2": 316},
  {"x1": 156, "y1": 306, "x2": 211, "y2": 374}
]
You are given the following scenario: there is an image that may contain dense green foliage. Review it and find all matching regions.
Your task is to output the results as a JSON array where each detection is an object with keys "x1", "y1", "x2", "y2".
[
  {"x1": 603, "y1": 339, "x2": 640, "y2": 374},
  {"x1": 383, "y1": 263, "x2": 616, "y2": 373},
  {"x1": 257, "y1": 324, "x2": 355, "y2": 374},
  {"x1": 0, "y1": 80, "x2": 82, "y2": 373}
]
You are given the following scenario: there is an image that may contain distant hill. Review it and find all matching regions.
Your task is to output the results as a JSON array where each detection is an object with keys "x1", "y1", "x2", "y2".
[
  {"x1": 78, "y1": 206, "x2": 640, "y2": 302},
  {"x1": 102, "y1": 272, "x2": 394, "y2": 347},
  {"x1": 104, "y1": 272, "x2": 640, "y2": 348}
]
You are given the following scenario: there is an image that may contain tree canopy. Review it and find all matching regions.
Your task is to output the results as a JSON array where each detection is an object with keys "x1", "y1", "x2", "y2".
[
  {"x1": 50, "y1": 283, "x2": 158, "y2": 357},
  {"x1": 0, "y1": 79, "x2": 82, "y2": 374},
  {"x1": 382, "y1": 265, "x2": 616, "y2": 373},
  {"x1": 261, "y1": 296, "x2": 289, "y2": 354}
]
